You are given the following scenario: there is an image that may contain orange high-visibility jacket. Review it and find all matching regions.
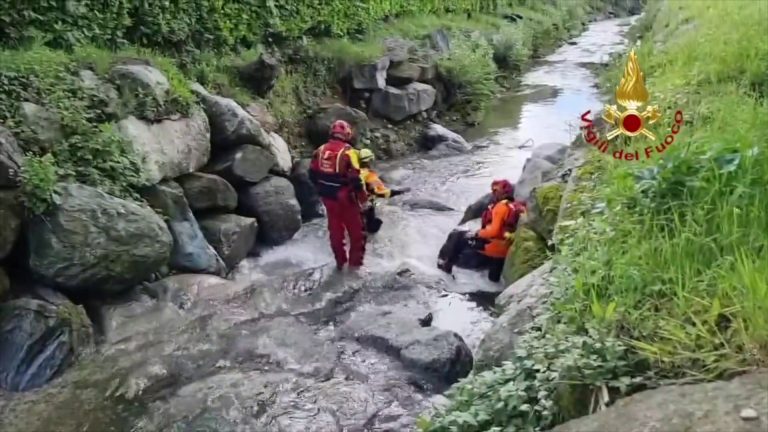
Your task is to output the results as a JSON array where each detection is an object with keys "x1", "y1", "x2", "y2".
[{"x1": 477, "y1": 199, "x2": 526, "y2": 258}]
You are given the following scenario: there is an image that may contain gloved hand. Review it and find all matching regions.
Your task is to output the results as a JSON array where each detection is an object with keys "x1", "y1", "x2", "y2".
[{"x1": 389, "y1": 188, "x2": 410, "y2": 197}]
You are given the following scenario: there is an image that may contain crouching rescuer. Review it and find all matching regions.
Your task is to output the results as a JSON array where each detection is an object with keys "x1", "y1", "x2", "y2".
[
  {"x1": 358, "y1": 148, "x2": 410, "y2": 234},
  {"x1": 309, "y1": 120, "x2": 368, "y2": 270},
  {"x1": 437, "y1": 179, "x2": 526, "y2": 282}
]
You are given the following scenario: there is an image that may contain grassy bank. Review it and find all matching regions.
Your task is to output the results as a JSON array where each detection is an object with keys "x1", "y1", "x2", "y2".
[{"x1": 419, "y1": 0, "x2": 768, "y2": 430}]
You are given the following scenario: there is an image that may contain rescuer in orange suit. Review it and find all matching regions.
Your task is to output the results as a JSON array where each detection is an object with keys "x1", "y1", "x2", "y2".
[
  {"x1": 309, "y1": 120, "x2": 368, "y2": 270},
  {"x1": 437, "y1": 179, "x2": 526, "y2": 282}
]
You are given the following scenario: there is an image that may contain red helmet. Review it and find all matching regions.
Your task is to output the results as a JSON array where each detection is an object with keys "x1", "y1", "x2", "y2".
[
  {"x1": 491, "y1": 179, "x2": 514, "y2": 198},
  {"x1": 329, "y1": 120, "x2": 353, "y2": 142}
]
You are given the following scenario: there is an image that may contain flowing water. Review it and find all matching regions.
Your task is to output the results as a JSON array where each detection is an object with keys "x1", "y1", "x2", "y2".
[
  {"x1": 235, "y1": 16, "x2": 639, "y2": 350},
  {"x1": 0, "y1": 16, "x2": 639, "y2": 432}
]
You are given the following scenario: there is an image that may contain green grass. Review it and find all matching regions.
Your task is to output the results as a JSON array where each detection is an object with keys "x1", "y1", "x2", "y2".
[
  {"x1": 420, "y1": 0, "x2": 768, "y2": 430},
  {"x1": 0, "y1": 44, "x2": 196, "y2": 213}
]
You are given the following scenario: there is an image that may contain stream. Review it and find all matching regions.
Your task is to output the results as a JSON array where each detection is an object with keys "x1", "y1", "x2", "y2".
[
  {"x1": 0, "y1": 16, "x2": 637, "y2": 432},
  {"x1": 235, "y1": 16, "x2": 638, "y2": 350}
]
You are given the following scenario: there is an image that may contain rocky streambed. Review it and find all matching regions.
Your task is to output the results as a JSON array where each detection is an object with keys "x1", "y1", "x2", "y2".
[{"x1": 0, "y1": 16, "x2": 643, "y2": 432}]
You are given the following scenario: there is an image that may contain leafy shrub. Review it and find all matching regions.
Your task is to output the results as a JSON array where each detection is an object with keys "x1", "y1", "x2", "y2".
[
  {"x1": 0, "y1": 46, "x2": 148, "y2": 213},
  {"x1": 437, "y1": 33, "x2": 499, "y2": 116},
  {"x1": 419, "y1": 319, "x2": 647, "y2": 432}
]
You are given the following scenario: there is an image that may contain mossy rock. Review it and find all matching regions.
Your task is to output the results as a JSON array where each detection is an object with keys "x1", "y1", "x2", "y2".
[
  {"x1": 502, "y1": 225, "x2": 549, "y2": 286},
  {"x1": 528, "y1": 181, "x2": 564, "y2": 242}
]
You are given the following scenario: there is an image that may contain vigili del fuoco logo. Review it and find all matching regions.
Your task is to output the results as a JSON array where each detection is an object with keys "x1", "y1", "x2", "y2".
[{"x1": 580, "y1": 49, "x2": 684, "y2": 162}]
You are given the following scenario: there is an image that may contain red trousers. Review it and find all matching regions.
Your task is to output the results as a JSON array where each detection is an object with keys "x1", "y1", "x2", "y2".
[{"x1": 321, "y1": 195, "x2": 366, "y2": 268}]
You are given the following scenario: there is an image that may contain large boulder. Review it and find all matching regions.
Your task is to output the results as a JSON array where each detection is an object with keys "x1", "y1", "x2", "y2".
[
  {"x1": 27, "y1": 183, "x2": 172, "y2": 295},
  {"x1": 400, "y1": 198, "x2": 454, "y2": 212},
  {"x1": 514, "y1": 156, "x2": 558, "y2": 202},
  {"x1": 142, "y1": 181, "x2": 226, "y2": 275},
  {"x1": 341, "y1": 304, "x2": 473, "y2": 387},
  {"x1": 475, "y1": 261, "x2": 553, "y2": 371},
  {"x1": 419, "y1": 123, "x2": 469, "y2": 153},
  {"x1": 0, "y1": 125, "x2": 23, "y2": 187},
  {"x1": 502, "y1": 224, "x2": 549, "y2": 286},
  {"x1": 238, "y1": 52, "x2": 281, "y2": 97},
  {"x1": 116, "y1": 107, "x2": 210, "y2": 185},
  {"x1": 176, "y1": 172, "x2": 237, "y2": 212},
  {"x1": 551, "y1": 370, "x2": 768, "y2": 432},
  {"x1": 305, "y1": 104, "x2": 369, "y2": 147},
  {"x1": 531, "y1": 142, "x2": 569, "y2": 166},
  {"x1": 370, "y1": 83, "x2": 437, "y2": 122},
  {"x1": 289, "y1": 159, "x2": 324, "y2": 222},
  {"x1": 238, "y1": 176, "x2": 301, "y2": 246},
  {"x1": 245, "y1": 101, "x2": 278, "y2": 132},
  {"x1": 18, "y1": 102, "x2": 62, "y2": 151},
  {"x1": 195, "y1": 92, "x2": 271, "y2": 150},
  {"x1": 350, "y1": 57, "x2": 390, "y2": 90},
  {"x1": 0, "y1": 190, "x2": 22, "y2": 260},
  {"x1": 526, "y1": 181, "x2": 565, "y2": 243},
  {"x1": 387, "y1": 62, "x2": 422, "y2": 86},
  {"x1": 459, "y1": 193, "x2": 492, "y2": 225},
  {"x1": 0, "y1": 289, "x2": 93, "y2": 391},
  {"x1": 78, "y1": 69, "x2": 120, "y2": 115},
  {"x1": 384, "y1": 38, "x2": 417, "y2": 63},
  {"x1": 109, "y1": 64, "x2": 170, "y2": 106},
  {"x1": 203, "y1": 144, "x2": 276, "y2": 186},
  {"x1": 198, "y1": 214, "x2": 258, "y2": 269},
  {"x1": 267, "y1": 132, "x2": 292, "y2": 175}
]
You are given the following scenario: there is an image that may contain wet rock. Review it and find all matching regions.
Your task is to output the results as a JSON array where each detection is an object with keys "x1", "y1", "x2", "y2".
[
  {"x1": 196, "y1": 92, "x2": 271, "y2": 150},
  {"x1": 305, "y1": 103, "x2": 369, "y2": 147},
  {"x1": 238, "y1": 52, "x2": 281, "y2": 97},
  {"x1": 231, "y1": 316, "x2": 337, "y2": 377},
  {"x1": 351, "y1": 57, "x2": 390, "y2": 90},
  {"x1": 238, "y1": 176, "x2": 301, "y2": 246},
  {"x1": 417, "y1": 63, "x2": 439, "y2": 82},
  {"x1": 116, "y1": 108, "x2": 210, "y2": 185},
  {"x1": 19, "y1": 102, "x2": 62, "y2": 151},
  {"x1": 532, "y1": 142, "x2": 569, "y2": 166},
  {"x1": 0, "y1": 189, "x2": 22, "y2": 260},
  {"x1": 387, "y1": 62, "x2": 422, "y2": 86},
  {"x1": 243, "y1": 264, "x2": 365, "y2": 321},
  {"x1": 86, "y1": 287, "x2": 183, "y2": 344},
  {"x1": 552, "y1": 370, "x2": 768, "y2": 432},
  {"x1": 475, "y1": 261, "x2": 553, "y2": 371},
  {"x1": 400, "y1": 198, "x2": 454, "y2": 212},
  {"x1": 143, "y1": 274, "x2": 249, "y2": 308},
  {"x1": 419, "y1": 122, "x2": 469, "y2": 153},
  {"x1": 514, "y1": 156, "x2": 558, "y2": 202},
  {"x1": 109, "y1": 64, "x2": 170, "y2": 106},
  {"x1": 203, "y1": 144, "x2": 276, "y2": 186},
  {"x1": 0, "y1": 291, "x2": 93, "y2": 391},
  {"x1": 0, "y1": 125, "x2": 23, "y2": 187},
  {"x1": 0, "y1": 267, "x2": 9, "y2": 301},
  {"x1": 429, "y1": 29, "x2": 451, "y2": 53},
  {"x1": 502, "y1": 224, "x2": 549, "y2": 285},
  {"x1": 741, "y1": 408, "x2": 760, "y2": 421},
  {"x1": 245, "y1": 100, "x2": 278, "y2": 132},
  {"x1": 78, "y1": 69, "x2": 120, "y2": 115},
  {"x1": 27, "y1": 183, "x2": 172, "y2": 295},
  {"x1": 267, "y1": 131, "x2": 292, "y2": 175},
  {"x1": 142, "y1": 180, "x2": 226, "y2": 275},
  {"x1": 526, "y1": 181, "x2": 565, "y2": 243},
  {"x1": 341, "y1": 304, "x2": 473, "y2": 387},
  {"x1": 177, "y1": 172, "x2": 237, "y2": 212},
  {"x1": 290, "y1": 158, "x2": 324, "y2": 222},
  {"x1": 197, "y1": 214, "x2": 258, "y2": 269},
  {"x1": 384, "y1": 38, "x2": 417, "y2": 63},
  {"x1": 459, "y1": 193, "x2": 492, "y2": 225},
  {"x1": 371, "y1": 83, "x2": 437, "y2": 122}
]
